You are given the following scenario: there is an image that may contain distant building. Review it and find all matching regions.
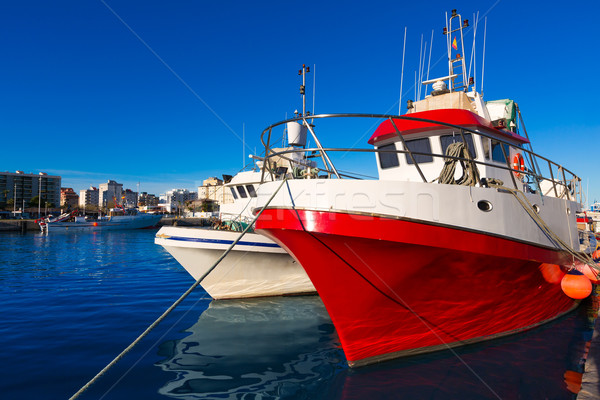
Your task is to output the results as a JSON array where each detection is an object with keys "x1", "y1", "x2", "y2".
[
  {"x1": 60, "y1": 188, "x2": 79, "y2": 208},
  {"x1": 0, "y1": 171, "x2": 61, "y2": 209},
  {"x1": 138, "y1": 192, "x2": 159, "y2": 207},
  {"x1": 122, "y1": 189, "x2": 138, "y2": 208},
  {"x1": 198, "y1": 177, "x2": 234, "y2": 205},
  {"x1": 162, "y1": 189, "x2": 198, "y2": 213},
  {"x1": 79, "y1": 186, "x2": 99, "y2": 208},
  {"x1": 99, "y1": 180, "x2": 123, "y2": 208}
]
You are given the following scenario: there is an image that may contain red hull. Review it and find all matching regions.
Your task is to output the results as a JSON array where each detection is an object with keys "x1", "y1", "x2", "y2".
[{"x1": 256, "y1": 209, "x2": 577, "y2": 366}]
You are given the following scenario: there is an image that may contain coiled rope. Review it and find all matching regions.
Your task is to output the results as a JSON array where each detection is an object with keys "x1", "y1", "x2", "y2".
[
  {"x1": 435, "y1": 142, "x2": 480, "y2": 186},
  {"x1": 487, "y1": 178, "x2": 600, "y2": 275},
  {"x1": 69, "y1": 178, "x2": 288, "y2": 400}
]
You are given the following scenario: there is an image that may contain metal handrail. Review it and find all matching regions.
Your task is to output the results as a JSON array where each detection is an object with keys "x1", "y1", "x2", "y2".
[{"x1": 259, "y1": 113, "x2": 582, "y2": 202}]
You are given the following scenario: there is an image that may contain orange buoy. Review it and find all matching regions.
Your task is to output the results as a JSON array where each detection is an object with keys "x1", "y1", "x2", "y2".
[
  {"x1": 561, "y1": 270, "x2": 592, "y2": 299},
  {"x1": 580, "y1": 264, "x2": 600, "y2": 284},
  {"x1": 93, "y1": 222, "x2": 98, "y2": 227},
  {"x1": 539, "y1": 263, "x2": 565, "y2": 284}
]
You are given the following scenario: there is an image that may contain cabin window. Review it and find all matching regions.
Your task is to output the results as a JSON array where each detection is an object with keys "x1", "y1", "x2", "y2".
[
  {"x1": 482, "y1": 138, "x2": 491, "y2": 159},
  {"x1": 491, "y1": 140, "x2": 510, "y2": 163},
  {"x1": 440, "y1": 133, "x2": 476, "y2": 158},
  {"x1": 378, "y1": 143, "x2": 399, "y2": 169},
  {"x1": 404, "y1": 138, "x2": 433, "y2": 164},
  {"x1": 236, "y1": 185, "x2": 248, "y2": 198},
  {"x1": 229, "y1": 187, "x2": 238, "y2": 200},
  {"x1": 245, "y1": 184, "x2": 257, "y2": 198}
]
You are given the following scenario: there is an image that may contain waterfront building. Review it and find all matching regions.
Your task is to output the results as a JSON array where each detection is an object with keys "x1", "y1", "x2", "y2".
[
  {"x1": 99, "y1": 180, "x2": 123, "y2": 208},
  {"x1": 60, "y1": 188, "x2": 79, "y2": 208},
  {"x1": 0, "y1": 171, "x2": 61, "y2": 209},
  {"x1": 122, "y1": 189, "x2": 138, "y2": 208},
  {"x1": 198, "y1": 177, "x2": 234, "y2": 205},
  {"x1": 79, "y1": 186, "x2": 99, "y2": 208},
  {"x1": 162, "y1": 189, "x2": 198, "y2": 213},
  {"x1": 138, "y1": 192, "x2": 159, "y2": 207}
]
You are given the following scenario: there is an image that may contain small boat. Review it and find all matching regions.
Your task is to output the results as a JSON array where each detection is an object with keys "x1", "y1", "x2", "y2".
[
  {"x1": 253, "y1": 11, "x2": 598, "y2": 367},
  {"x1": 39, "y1": 208, "x2": 162, "y2": 233},
  {"x1": 155, "y1": 154, "x2": 316, "y2": 299}
]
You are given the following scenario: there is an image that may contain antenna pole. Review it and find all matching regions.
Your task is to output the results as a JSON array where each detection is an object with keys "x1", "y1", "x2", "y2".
[
  {"x1": 425, "y1": 29, "x2": 433, "y2": 97},
  {"x1": 399, "y1": 26, "x2": 407, "y2": 114},
  {"x1": 242, "y1": 123, "x2": 245, "y2": 168},
  {"x1": 481, "y1": 17, "x2": 487, "y2": 94},
  {"x1": 417, "y1": 34, "x2": 423, "y2": 100},
  {"x1": 312, "y1": 64, "x2": 316, "y2": 116}
]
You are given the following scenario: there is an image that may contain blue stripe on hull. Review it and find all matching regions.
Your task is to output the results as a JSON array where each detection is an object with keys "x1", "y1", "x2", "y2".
[{"x1": 164, "y1": 236, "x2": 280, "y2": 248}]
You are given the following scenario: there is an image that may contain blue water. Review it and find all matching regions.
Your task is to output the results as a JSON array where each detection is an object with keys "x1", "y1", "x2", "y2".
[{"x1": 0, "y1": 229, "x2": 596, "y2": 399}]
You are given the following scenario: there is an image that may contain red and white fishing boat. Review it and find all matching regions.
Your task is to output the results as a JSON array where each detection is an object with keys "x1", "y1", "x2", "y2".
[{"x1": 253, "y1": 11, "x2": 597, "y2": 367}]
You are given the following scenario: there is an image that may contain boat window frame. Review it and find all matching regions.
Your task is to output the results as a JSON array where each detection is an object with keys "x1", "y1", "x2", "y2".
[
  {"x1": 404, "y1": 137, "x2": 434, "y2": 165},
  {"x1": 229, "y1": 187, "x2": 238, "y2": 200},
  {"x1": 245, "y1": 184, "x2": 257, "y2": 198},
  {"x1": 491, "y1": 140, "x2": 510, "y2": 163},
  {"x1": 236, "y1": 185, "x2": 248, "y2": 198},
  {"x1": 440, "y1": 132, "x2": 477, "y2": 159},
  {"x1": 377, "y1": 143, "x2": 400, "y2": 169}
]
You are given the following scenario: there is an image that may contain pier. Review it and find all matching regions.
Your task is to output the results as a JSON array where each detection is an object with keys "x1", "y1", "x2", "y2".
[
  {"x1": 580, "y1": 317, "x2": 600, "y2": 398},
  {"x1": 0, "y1": 216, "x2": 209, "y2": 232}
]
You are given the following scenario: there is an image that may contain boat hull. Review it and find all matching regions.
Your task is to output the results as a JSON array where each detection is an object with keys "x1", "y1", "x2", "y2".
[
  {"x1": 155, "y1": 226, "x2": 316, "y2": 299},
  {"x1": 256, "y1": 209, "x2": 578, "y2": 366},
  {"x1": 44, "y1": 214, "x2": 162, "y2": 232}
]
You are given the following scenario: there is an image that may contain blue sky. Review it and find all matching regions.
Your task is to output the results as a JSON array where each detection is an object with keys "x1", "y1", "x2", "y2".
[{"x1": 1, "y1": 1, "x2": 599, "y2": 203}]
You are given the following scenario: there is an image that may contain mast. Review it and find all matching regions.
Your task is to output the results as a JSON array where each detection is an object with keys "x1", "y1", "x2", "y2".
[{"x1": 443, "y1": 9, "x2": 471, "y2": 92}]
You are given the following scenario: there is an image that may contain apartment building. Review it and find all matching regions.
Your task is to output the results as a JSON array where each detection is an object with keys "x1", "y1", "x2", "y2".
[{"x1": 0, "y1": 171, "x2": 61, "y2": 208}]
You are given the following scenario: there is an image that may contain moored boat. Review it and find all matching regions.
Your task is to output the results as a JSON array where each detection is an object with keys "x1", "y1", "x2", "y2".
[
  {"x1": 254, "y1": 11, "x2": 598, "y2": 367},
  {"x1": 39, "y1": 209, "x2": 162, "y2": 232},
  {"x1": 155, "y1": 154, "x2": 316, "y2": 299}
]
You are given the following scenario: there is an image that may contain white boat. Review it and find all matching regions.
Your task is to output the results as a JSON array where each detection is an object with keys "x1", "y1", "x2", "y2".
[
  {"x1": 39, "y1": 209, "x2": 162, "y2": 232},
  {"x1": 155, "y1": 155, "x2": 316, "y2": 299}
]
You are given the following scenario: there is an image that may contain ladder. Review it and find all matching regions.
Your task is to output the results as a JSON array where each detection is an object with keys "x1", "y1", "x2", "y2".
[{"x1": 444, "y1": 9, "x2": 469, "y2": 92}]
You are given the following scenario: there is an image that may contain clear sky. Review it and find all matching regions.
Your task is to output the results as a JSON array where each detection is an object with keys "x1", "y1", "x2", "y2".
[{"x1": 1, "y1": 1, "x2": 599, "y2": 203}]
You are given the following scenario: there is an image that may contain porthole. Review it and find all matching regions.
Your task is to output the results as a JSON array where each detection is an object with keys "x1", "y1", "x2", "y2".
[
  {"x1": 532, "y1": 204, "x2": 540, "y2": 213},
  {"x1": 477, "y1": 200, "x2": 493, "y2": 212}
]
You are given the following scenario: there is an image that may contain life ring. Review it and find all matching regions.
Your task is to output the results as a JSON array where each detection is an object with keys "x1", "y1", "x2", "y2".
[{"x1": 512, "y1": 153, "x2": 525, "y2": 178}]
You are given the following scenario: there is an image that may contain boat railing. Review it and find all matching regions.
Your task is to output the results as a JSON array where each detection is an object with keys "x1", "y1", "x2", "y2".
[{"x1": 259, "y1": 113, "x2": 582, "y2": 203}]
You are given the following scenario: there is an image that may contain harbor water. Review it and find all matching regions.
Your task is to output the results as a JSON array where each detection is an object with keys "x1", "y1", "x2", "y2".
[{"x1": 0, "y1": 229, "x2": 596, "y2": 399}]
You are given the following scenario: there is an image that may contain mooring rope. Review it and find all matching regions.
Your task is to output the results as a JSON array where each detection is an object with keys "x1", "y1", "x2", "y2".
[
  {"x1": 487, "y1": 179, "x2": 599, "y2": 275},
  {"x1": 69, "y1": 178, "x2": 288, "y2": 400},
  {"x1": 435, "y1": 142, "x2": 480, "y2": 186}
]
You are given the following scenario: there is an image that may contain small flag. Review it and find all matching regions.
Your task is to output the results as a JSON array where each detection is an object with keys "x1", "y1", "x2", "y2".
[{"x1": 452, "y1": 37, "x2": 458, "y2": 50}]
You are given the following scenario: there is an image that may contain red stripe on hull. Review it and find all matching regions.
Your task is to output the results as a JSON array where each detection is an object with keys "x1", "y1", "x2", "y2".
[{"x1": 256, "y1": 209, "x2": 577, "y2": 366}]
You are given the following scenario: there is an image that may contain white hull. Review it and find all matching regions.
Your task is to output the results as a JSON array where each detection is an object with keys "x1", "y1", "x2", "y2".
[
  {"x1": 44, "y1": 214, "x2": 162, "y2": 232},
  {"x1": 155, "y1": 226, "x2": 316, "y2": 299}
]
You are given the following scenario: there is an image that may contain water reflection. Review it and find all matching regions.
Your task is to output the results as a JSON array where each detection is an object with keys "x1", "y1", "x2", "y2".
[
  {"x1": 156, "y1": 295, "x2": 597, "y2": 399},
  {"x1": 156, "y1": 296, "x2": 345, "y2": 398}
]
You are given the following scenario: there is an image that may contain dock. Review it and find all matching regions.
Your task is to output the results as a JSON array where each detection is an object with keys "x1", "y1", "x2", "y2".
[
  {"x1": 0, "y1": 216, "x2": 209, "y2": 232},
  {"x1": 580, "y1": 315, "x2": 600, "y2": 398}
]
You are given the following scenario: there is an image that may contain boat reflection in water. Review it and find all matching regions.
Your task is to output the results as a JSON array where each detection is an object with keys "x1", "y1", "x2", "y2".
[
  {"x1": 155, "y1": 296, "x2": 344, "y2": 398},
  {"x1": 155, "y1": 295, "x2": 596, "y2": 399}
]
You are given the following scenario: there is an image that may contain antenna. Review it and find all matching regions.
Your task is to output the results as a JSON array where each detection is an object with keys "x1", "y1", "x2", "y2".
[
  {"x1": 481, "y1": 16, "x2": 487, "y2": 94},
  {"x1": 298, "y1": 64, "x2": 310, "y2": 116},
  {"x1": 242, "y1": 123, "x2": 245, "y2": 168},
  {"x1": 425, "y1": 29, "x2": 433, "y2": 97},
  {"x1": 417, "y1": 34, "x2": 423, "y2": 100},
  {"x1": 312, "y1": 64, "x2": 316, "y2": 117},
  {"x1": 467, "y1": 11, "x2": 479, "y2": 91},
  {"x1": 398, "y1": 26, "x2": 407, "y2": 114}
]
